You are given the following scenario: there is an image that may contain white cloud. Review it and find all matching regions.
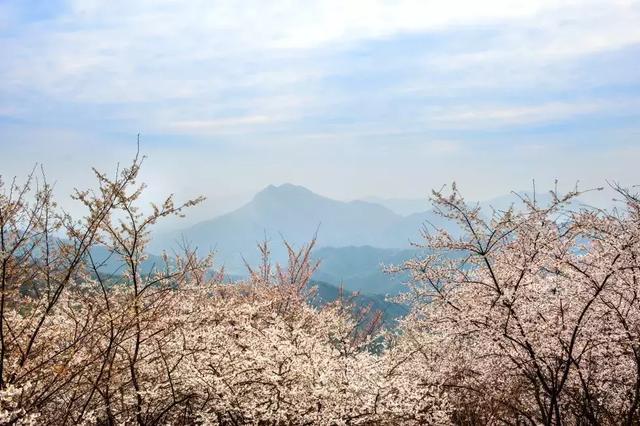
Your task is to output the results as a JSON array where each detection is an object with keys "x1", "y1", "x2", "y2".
[
  {"x1": 2, "y1": 0, "x2": 638, "y2": 106},
  {"x1": 1, "y1": 0, "x2": 639, "y2": 204},
  {"x1": 424, "y1": 3, "x2": 640, "y2": 70},
  {"x1": 61, "y1": 0, "x2": 567, "y2": 50},
  {"x1": 166, "y1": 115, "x2": 274, "y2": 134},
  {"x1": 427, "y1": 101, "x2": 616, "y2": 127}
]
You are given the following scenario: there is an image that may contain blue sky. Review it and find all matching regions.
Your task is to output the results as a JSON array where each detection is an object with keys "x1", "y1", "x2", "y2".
[{"x1": 1, "y1": 0, "x2": 639, "y2": 220}]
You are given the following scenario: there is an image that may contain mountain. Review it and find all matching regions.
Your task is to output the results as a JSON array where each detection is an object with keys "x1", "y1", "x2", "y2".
[
  {"x1": 360, "y1": 196, "x2": 431, "y2": 216},
  {"x1": 86, "y1": 246, "x2": 408, "y2": 326},
  {"x1": 153, "y1": 184, "x2": 568, "y2": 277},
  {"x1": 309, "y1": 280, "x2": 408, "y2": 327},
  {"x1": 88, "y1": 245, "x2": 171, "y2": 276},
  {"x1": 312, "y1": 246, "x2": 421, "y2": 295},
  {"x1": 146, "y1": 185, "x2": 601, "y2": 294},
  {"x1": 151, "y1": 184, "x2": 415, "y2": 273},
  {"x1": 364, "y1": 191, "x2": 573, "y2": 218}
]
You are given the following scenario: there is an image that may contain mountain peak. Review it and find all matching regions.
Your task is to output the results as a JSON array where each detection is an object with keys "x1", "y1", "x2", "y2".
[{"x1": 253, "y1": 183, "x2": 317, "y2": 201}]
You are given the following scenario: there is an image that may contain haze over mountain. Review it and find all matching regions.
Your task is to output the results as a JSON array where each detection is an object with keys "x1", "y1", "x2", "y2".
[
  {"x1": 151, "y1": 183, "x2": 450, "y2": 273},
  {"x1": 359, "y1": 196, "x2": 431, "y2": 216},
  {"x1": 150, "y1": 184, "x2": 612, "y2": 293},
  {"x1": 312, "y1": 246, "x2": 420, "y2": 295},
  {"x1": 365, "y1": 191, "x2": 576, "y2": 217}
]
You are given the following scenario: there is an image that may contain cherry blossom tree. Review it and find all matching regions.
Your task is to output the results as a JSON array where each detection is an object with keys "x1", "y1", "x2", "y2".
[{"x1": 396, "y1": 183, "x2": 640, "y2": 425}]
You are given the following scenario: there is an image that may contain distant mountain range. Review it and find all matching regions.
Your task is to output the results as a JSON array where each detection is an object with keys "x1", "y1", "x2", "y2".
[
  {"x1": 312, "y1": 246, "x2": 420, "y2": 295},
  {"x1": 364, "y1": 192, "x2": 561, "y2": 217},
  {"x1": 359, "y1": 196, "x2": 431, "y2": 216},
  {"x1": 85, "y1": 246, "x2": 407, "y2": 326},
  {"x1": 83, "y1": 185, "x2": 574, "y2": 326},
  {"x1": 149, "y1": 184, "x2": 589, "y2": 295},
  {"x1": 150, "y1": 183, "x2": 452, "y2": 274},
  {"x1": 98, "y1": 184, "x2": 606, "y2": 312},
  {"x1": 309, "y1": 280, "x2": 409, "y2": 327}
]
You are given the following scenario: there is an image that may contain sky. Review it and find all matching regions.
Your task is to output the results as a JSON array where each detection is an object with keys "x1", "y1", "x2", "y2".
[{"x1": 1, "y1": 0, "x2": 639, "y2": 223}]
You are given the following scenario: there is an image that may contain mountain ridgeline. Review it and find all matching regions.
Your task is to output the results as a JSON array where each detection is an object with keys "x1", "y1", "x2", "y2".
[
  {"x1": 149, "y1": 184, "x2": 564, "y2": 298},
  {"x1": 94, "y1": 185, "x2": 564, "y2": 324},
  {"x1": 151, "y1": 183, "x2": 448, "y2": 276}
]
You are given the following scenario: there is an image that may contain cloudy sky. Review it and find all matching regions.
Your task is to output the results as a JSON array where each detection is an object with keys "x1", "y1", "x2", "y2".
[{"x1": 1, "y1": 0, "x2": 639, "y2": 220}]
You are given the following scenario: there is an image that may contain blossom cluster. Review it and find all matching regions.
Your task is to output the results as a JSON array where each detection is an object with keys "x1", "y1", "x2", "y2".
[{"x1": 398, "y1": 184, "x2": 640, "y2": 424}]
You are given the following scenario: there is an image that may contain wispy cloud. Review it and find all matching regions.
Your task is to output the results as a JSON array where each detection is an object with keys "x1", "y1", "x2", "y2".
[
  {"x1": 167, "y1": 115, "x2": 275, "y2": 135},
  {"x1": 427, "y1": 100, "x2": 636, "y2": 128},
  {"x1": 0, "y1": 0, "x2": 639, "y2": 203}
]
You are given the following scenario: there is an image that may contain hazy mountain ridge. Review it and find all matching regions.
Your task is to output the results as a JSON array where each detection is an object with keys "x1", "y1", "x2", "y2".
[
  {"x1": 151, "y1": 185, "x2": 574, "y2": 290},
  {"x1": 312, "y1": 246, "x2": 420, "y2": 295},
  {"x1": 309, "y1": 279, "x2": 408, "y2": 327},
  {"x1": 85, "y1": 186, "x2": 607, "y2": 324},
  {"x1": 151, "y1": 183, "x2": 446, "y2": 273},
  {"x1": 359, "y1": 196, "x2": 431, "y2": 216}
]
